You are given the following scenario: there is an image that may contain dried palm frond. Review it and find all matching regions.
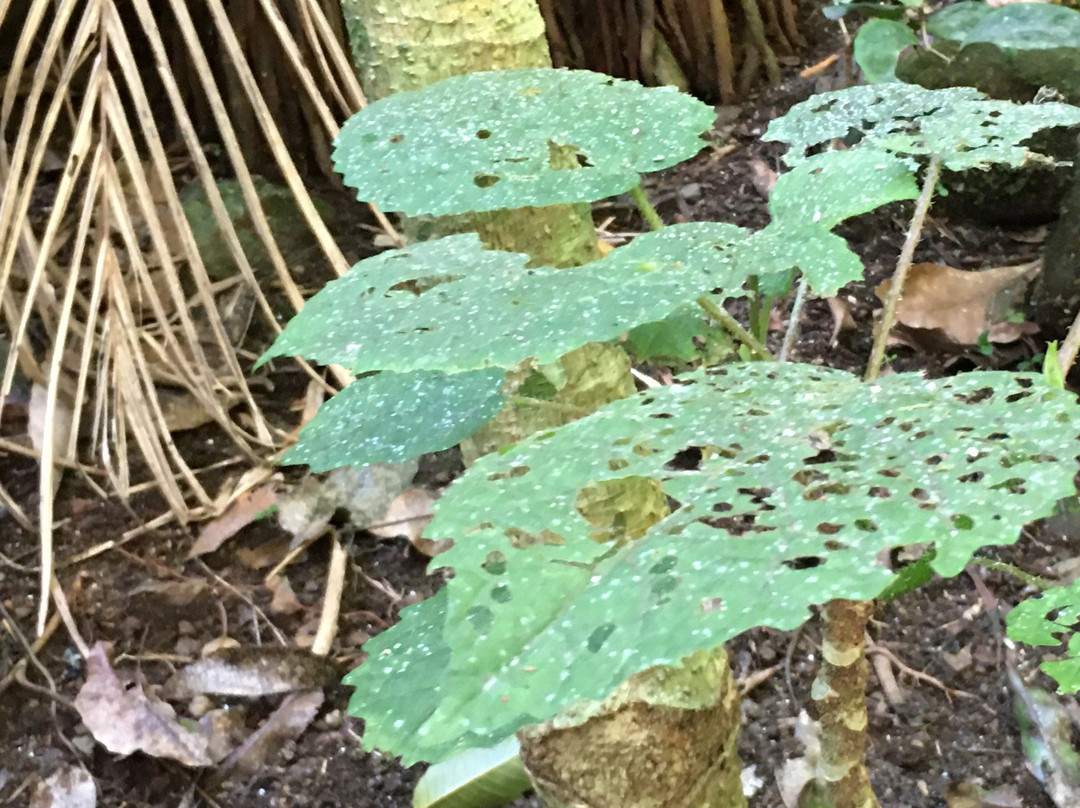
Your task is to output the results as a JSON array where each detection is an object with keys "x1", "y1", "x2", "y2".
[{"x1": 0, "y1": 0, "x2": 383, "y2": 633}]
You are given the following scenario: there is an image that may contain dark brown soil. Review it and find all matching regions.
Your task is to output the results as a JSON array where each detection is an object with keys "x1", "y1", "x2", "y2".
[{"x1": 2, "y1": 16, "x2": 1078, "y2": 808}]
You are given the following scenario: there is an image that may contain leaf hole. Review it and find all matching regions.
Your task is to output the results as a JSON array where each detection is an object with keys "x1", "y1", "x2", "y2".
[
  {"x1": 700, "y1": 596, "x2": 724, "y2": 614},
  {"x1": 665, "y1": 446, "x2": 704, "y2": 471},
  {"x1": 482, "y1": 551, "x2": 507, "y2": 575},
  {"x1": 783, "y1": 555, "x2": 824, "y2": 570},
  {"x1": 476, "y1": 129, "x2": 492, "y2": 139},
  {"x1": 816, "y1": 522, "x2": 843, "y2": 535},
  {"x1": 473, "y1": 173, "x2": 501, "y2": 188},
  {"x1": 954, "y1": 388, "x2": 994, "y2": 404}
]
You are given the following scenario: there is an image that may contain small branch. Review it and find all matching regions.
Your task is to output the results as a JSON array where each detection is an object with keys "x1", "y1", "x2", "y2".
[
  {"x1": 697, "y1": 296, "x2": 773, "y2": 360},
  {"x1": 779, "y1": 275, "x2": 808, "y2": 363},
  {"x1": 630, "y1": 183, "x2": 664, "y2": 231},
  {"x1": 865, "y1": 155, "x2": 942, "y2": 382},
  {"x1": 1056, "y1": 290, "x2": 1080, "y2": 379}
]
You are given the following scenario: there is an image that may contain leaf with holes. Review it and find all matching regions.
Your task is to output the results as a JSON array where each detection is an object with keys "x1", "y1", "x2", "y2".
[
  {"x1": 764, "y1": 84, "x2": 1080, "y2": 171},
  {"x1": 1007, "y1": 581, "x2": 1080, "y2": 692},
  {"x1": 283, "y1": 369, "x2": 506, "y2": 471},
  {"x1": 345, "y1": 363, "x2": 1080, "y2": 763},
  {"x1": 259, "y1": 225, "x2": 752, "y2": 374},
  {"x1": 333, "y1": 68, "x2": 716, "y2": 216}
]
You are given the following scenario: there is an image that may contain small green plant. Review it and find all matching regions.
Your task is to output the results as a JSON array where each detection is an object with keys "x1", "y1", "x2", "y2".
[
  {"x1": 831, "y1": 0, "x2": 1080, "y2": 97},
  {"x1": 261, "y1": 70, "x2": 1080, "y2": 808}
]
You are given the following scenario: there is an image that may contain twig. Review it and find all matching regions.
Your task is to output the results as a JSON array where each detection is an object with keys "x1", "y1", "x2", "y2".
[
  {"x1": 779, "y1": 275, "x2": 808, "y2": 362},
  {"x1": 865, "y1": 154, "x2": 942, "y2": 382},
  {"x1": 311, "y1": 538, "x2": 347, "y2": 657},
  {"x1": 1056, "y1": 285, "x2": 1080, "y2": 378},
  {"x1": 866, "y1": 640, "x2": 972, "y2": 699}
]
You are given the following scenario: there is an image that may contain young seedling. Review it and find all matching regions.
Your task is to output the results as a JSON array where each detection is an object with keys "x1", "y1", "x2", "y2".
[{"x1": 263, "y1": 71, "x2": 1080, "y2": 808}]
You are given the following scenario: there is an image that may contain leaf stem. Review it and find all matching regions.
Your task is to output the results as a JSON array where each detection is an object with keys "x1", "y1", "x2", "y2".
[
  {"x1": 972, "y1": 557, "x2": 1052, "y2": 591},
  {"x1": 630, "y1": 183, "x2": 665, "y2": 231},
  {"x1": 864, "y1": 154, "x2": 942, "y2": 383},
  {"x1": 697, "y1": 296, "x2": 773, "y2": 360}
]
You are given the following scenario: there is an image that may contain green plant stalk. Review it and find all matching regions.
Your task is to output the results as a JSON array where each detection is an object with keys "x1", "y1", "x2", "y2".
[
  {"x1": 630, "y1": 183, "x2": 665, "y2": 231},
  {"x1": 813, "y1": 599, "x2": 882, "y2": 808},
  {"x1": 697, "y1": 296, "x2": 774, "y2": 360},
  {"x1": 865, "y1": 155, "x2": 942, "y2": 382},
  {"x1": 747, "y1": 275, "x2": 763, "y2": 341},
  {"x1": 973, "y1": 557, "x2": 1053, "y2": 591}
]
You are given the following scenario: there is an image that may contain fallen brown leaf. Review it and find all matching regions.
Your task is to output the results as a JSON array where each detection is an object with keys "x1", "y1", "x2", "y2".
[
  {"x1": 877, "y1": 261, "x2": 1040, "y2": 346},
  {"x1": 217, "y1": 690, "x2": 323, "y2": 777},
  {"x1": 75, "y1": 643, "x2": 211, "y2": 766},
  {"x1": 30, "y1": 764, "x2": 96, "y2": 808},
  {"x1": 747, "y1": 157, "x2": 777, "y2": 200},
  {"x1": 267, "y1": 574, "x2": 305, "y2": 615},
  {"x1": 825, "y1": 296, "x2": 856, "y2": 345},
  {"x1": 165, "y1": 646, "x2": 340, "y2": 699},
  {"x1": 369, "y1": 487, "x2": 450, "y2": 557},
  {"x1": 190, "y1": 477, "x2": 280, "y2": 558}
]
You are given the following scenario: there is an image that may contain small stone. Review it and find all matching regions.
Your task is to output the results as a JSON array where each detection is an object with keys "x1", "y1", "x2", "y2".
[
  {"x1": 174, "y1": 636, "x2": 201, "y2": 657},
  {"x1": 177, "y1": 620, "x2": 196, "y2": 636},
  {"x1": 71, "y1": 732, "x2": 96, "y2": 757},
  {"x1": 323, "y1": 709, "x2": 343, "y2": 729},
  {"x1": 679, "y1": 183, "x2": 702, "y2": 200},
  {"x1": 188, "y1": 694, "x2": 214, "y2": 717}
]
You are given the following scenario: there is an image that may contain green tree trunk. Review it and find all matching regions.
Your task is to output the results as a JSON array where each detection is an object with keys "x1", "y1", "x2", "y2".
[{"x1": 338, "y1": 4, "x2": 744, "y2": 805}]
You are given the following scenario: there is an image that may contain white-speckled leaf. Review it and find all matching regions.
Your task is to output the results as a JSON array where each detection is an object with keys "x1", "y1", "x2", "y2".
[
  {"x1": 334, "y1": 68, "x2": 716, "y2": 216},
  {"x1": 734, "y1": 224, "x2": 864, "y2": 296},
  {"x1": 768, "y1": 149, "x2": 919, "y2": 230},
  {"x1": 283, "y1": 369, "x2": 505, "y2": 471},
  {"x1": 345, "y1": 364, "x2": 1080, "y2": 763},
  {"x1": 764, "y1": 84, "x2": 1080, "y2": 171},
  {"x1": 1008, "y1": 581, "x2": 1080, "y2": 692},
  {"x1": 260, "y1": 225, "x2": 751, "y2": 373}
]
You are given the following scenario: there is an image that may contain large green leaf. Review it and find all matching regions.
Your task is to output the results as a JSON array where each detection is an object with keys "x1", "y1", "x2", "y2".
[
  {"x1": 764, "y1": 84, "x2": 1080, "y2": 171},
  {"x1": 734, "y1": 223, "x2": 864, "y2": 297},
  {"x1": 963, "y1": 4, "x2": 1080, "y2": 50},
  {"x1": 413, "y1": 736, "x2": 530, "y2": 808},
  {"x1": 768, "y1": 148, "x2": 919, "y2": 230},
  {"x1": 748, "y1": 148, "x2": 919, "y2": 294},
  {"x1": 853, "y1": 19, "x2": 918, "y2": 83},
  {"x1": 346, "y1": 364, "x2": 1080, "y2": 763},
  {"x1": 1008, "y1": 581, "x2": 1080, "y2": 693},
  {"x1": 283, "y1": 369, "x2": 506, "y2": 471},
  {"x1": 925, "y1": 2, "x2": 993, "y2": 40},
  {"x1": 333, "y1": 68, "x2": 716, "y2": 216},
  {"x1": 260, "y1": 225, "x2": 751, "y2": 374}
]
